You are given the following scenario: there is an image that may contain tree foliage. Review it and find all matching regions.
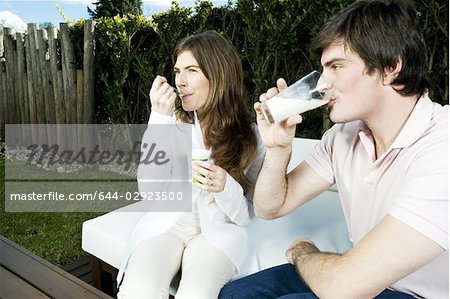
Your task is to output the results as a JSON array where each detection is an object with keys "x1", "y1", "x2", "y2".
[{"x1": 88, "y1": 0, "x2": 143, "y2": 19}]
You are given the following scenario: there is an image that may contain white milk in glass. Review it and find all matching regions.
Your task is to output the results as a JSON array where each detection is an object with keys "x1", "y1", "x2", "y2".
[
  {"x1": 261, "y1": 71, "x2": 329, "y2": 123},
  {"x1": 264, "y1": 95, "x2": 328, "y2": 123}
]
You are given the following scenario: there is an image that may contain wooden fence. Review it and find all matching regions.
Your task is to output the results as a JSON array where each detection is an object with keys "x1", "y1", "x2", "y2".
[{"x1": 0, "y1": 20, "x2": 95, "y2": 144}]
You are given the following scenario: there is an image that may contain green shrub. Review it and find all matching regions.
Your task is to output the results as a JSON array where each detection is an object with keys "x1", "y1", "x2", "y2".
[{"x1": 91, "y1": 15, "x2": 158, "y2": 124}]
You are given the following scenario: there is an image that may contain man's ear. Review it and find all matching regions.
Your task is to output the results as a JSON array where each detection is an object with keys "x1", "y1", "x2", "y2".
[{"x1": 383, "y1": 58, "x2": 403, "y2": 85}]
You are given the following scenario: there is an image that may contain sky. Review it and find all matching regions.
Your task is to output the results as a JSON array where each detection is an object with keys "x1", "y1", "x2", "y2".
[{"x1": 0, "y1": 0, "x2": 230, "y2": 32}]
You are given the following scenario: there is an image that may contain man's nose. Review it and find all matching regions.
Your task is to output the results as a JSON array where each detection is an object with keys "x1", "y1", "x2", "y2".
[
  {"x1": 317, "y1": 74, "x2": 332, "y2": 100},
  {"x1": 317, "y1": 74, "x2": 331, "y2": 90}
]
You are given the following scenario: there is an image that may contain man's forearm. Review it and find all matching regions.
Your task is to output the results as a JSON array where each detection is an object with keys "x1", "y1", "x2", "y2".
[
  {"x1": 253, "y1": 146, "x2": 291, "y2": 218},
  {"x1": 292, "y1": 243, "x2": 374, "y2": 299},
  {"x1": 294, "y1": 249, "x2": 344, "y2": 298}
]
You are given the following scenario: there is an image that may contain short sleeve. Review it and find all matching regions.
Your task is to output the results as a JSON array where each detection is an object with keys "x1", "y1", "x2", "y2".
[
  {"x1": 389, "y1": 134, "x2": 448, "y2": 250},
  {"x1": 305, "y1": 126, "x2": 336, "y2": 185}
]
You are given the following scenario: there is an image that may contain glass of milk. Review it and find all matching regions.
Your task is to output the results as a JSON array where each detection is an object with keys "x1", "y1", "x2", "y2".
[{"x1": 260, "y1": 71, "x2": 330, "y2": 124}]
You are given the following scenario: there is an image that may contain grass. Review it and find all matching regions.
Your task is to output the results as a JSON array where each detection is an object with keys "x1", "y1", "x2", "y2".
[{"x1": 0, "y1": 155, "x2": 113, "y2": 266}]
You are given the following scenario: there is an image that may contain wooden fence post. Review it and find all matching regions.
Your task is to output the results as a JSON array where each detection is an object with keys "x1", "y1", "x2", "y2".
[
  {"x1": 0, "y1": 31, "x2": 3, "y2": 57},
  {"x1": 15, "y1": 32, "x2": 29, "y2": 142},
  {"x1": 48, "y1": 28, "x2": 65, "y2": 124},
  {"x1": 83, "y1": 20, "x2": 95, "y2": 124},
  {"x1": 15, "y1": 33, "x2": 25, "y2": 124},
  {"x1": 60, "y1": 23, "x2": 77, "y2": 125},
  {"x1": 24, "y1": 28, "x2": 37, "y2": 144},
  {"x1": 16, "y1": 32, "x2": 30, "y2": 125},
  {"x1": 77, "y1": 70, "x2": 84, "y2": 124},
  {"x1": 3, "y1": 28, "x2": 17, "y2": 125},
  {"x1": 29, "y1": 24, "x2": 48, "y2": 144},
  {"x1": 37, "y1": 29, "x2": 56, "y2": 124},
  {"x1": 10, "y1": 33, "x2": 21, "y2": 126},
  {"x1": 60, "y1": 23, "x2": 78, "y2": 150},
  {"x1": 0, "y1": 32, "x2": 4, "y2": 141},
  {"x1": 83, "y1": 20, "x2": 96, "y2": 154},
  {"x1": 28, "y1": 24, "x2": 46, "y2": 125},
  {"x1": 24, "y1": 29, "x2": 37, "y2": 124},
  {"x1": 76, "y1": 70, "x2": 84, "y2": 148},
  {"x1": 47, "y1": 27, "x2": 65, "y2": 148},
  {"x1": 0, "y1": 60, "x2": 4, "y2": 142}
]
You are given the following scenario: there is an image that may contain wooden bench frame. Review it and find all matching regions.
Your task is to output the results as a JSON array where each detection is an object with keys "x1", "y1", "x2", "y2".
[
  {"x1": 90, "y1": 255, "x2": 118, "y2": 296},
  {"x1": 1, "y1": 236, "x2": 112, "y2": 298}
]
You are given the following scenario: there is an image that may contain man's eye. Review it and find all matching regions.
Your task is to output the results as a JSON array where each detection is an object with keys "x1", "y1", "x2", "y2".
[{"x1": 332, "y1": 65, "x2": 342, "y2": 71}]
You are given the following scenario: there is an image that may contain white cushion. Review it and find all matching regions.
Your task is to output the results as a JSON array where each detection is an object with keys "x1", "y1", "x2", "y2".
[{"x1": 82, "y1": 207, "x2": 146, "y2": 269}]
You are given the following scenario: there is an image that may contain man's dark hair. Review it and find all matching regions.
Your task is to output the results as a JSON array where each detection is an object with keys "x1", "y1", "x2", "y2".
[{"x1": 311, "y1": 0, "x2": 428, "y2": 96}]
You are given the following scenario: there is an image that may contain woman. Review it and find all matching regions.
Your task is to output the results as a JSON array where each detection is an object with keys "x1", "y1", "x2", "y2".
[{"x1": 117, "y1": 31, "x2": 265, "y2": 299}]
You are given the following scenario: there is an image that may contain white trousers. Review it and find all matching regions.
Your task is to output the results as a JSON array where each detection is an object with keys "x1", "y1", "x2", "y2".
[{"x1": 117, "y1": 221, "x2": 235, "y2": 299}]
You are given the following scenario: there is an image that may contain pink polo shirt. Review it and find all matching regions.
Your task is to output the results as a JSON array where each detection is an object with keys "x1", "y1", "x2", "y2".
[{"x1": 306, "y1": 94, "x2": 448, "y2": 298}]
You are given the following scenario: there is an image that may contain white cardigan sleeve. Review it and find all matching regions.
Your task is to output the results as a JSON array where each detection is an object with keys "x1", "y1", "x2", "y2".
[
  {"x1": 148, "y1": 110, "x2": 176, "y2": 125},
  {"x1": 138, "y1": 110, "x2": 178, "y2": 196},
  {"x1": 213, "y1": 125, "x2": 266, "y2": 226}
]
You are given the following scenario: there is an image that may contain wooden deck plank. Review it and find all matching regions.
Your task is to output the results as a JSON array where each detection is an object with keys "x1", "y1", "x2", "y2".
[
  {"x1": 1, "y1": 266, "x2": 50, "y2": 299},
  {"x1": 63, "y1": 261, "x2": 91, "y2": 279},
  {"x1": 0, "y1": 236, "x2": 112, "y2": 299}
]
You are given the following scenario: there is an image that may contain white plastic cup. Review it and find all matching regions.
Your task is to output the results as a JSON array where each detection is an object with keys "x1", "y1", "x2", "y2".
[
  {"x1": 192, "y1": 149, "x2": 211, "y2": 183},
  {"x1": 260, "y1": 71, "x2": 330, "y2": 124}
]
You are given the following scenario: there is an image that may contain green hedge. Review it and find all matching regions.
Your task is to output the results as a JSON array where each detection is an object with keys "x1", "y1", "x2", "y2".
[{"x1": 70, "y1": 0, "x2": 448, "y2": 139}]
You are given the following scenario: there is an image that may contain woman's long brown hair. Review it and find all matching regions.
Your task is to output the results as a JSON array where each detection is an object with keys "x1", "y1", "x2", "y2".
[{"x1": 173, "y1": 31, "x2": 257, "y2": 193}]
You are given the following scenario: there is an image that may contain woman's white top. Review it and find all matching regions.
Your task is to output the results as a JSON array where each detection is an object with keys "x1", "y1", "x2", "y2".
[{"x1": 116, "y1": 110, "x2": 266, "y2": 284}]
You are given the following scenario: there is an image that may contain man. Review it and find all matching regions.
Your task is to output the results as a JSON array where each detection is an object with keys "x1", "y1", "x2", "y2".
[{"x1": 219, "y1": 0, "x2": 448, "y2": 298}]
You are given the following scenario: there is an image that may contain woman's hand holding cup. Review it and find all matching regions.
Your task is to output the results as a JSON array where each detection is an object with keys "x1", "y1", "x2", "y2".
[{"x1": 192, "y1": 157, "x2": 227, "y2": 193}]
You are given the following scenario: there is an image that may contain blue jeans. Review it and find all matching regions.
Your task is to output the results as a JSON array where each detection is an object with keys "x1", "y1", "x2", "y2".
[{"x1": 219, "y1": 264, "x2": 414, "y2": 299}]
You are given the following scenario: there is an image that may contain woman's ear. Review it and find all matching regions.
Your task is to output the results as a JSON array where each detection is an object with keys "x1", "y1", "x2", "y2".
[{"x1": 383, "y1": 58, "x2": 403, "y2": 85}]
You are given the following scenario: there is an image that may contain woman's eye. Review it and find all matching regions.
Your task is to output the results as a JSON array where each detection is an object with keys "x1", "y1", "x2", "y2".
[{"x1": 189, "y1": 68, "x2": 197, "y2": 73}]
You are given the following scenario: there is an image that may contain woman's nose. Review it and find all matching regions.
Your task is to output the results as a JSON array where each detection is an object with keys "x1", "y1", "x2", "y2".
[{"x1": 175, "y1": 73, "x2": 186, "y2": 88}]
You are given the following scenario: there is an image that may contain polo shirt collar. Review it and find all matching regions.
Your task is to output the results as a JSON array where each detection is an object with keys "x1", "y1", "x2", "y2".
[
  {"x1": 356, "y1": 93, "x2": 434, "y2": 161},
  {"x1": 390, "y1": 92, "x2": 433, "y2": 149}
]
